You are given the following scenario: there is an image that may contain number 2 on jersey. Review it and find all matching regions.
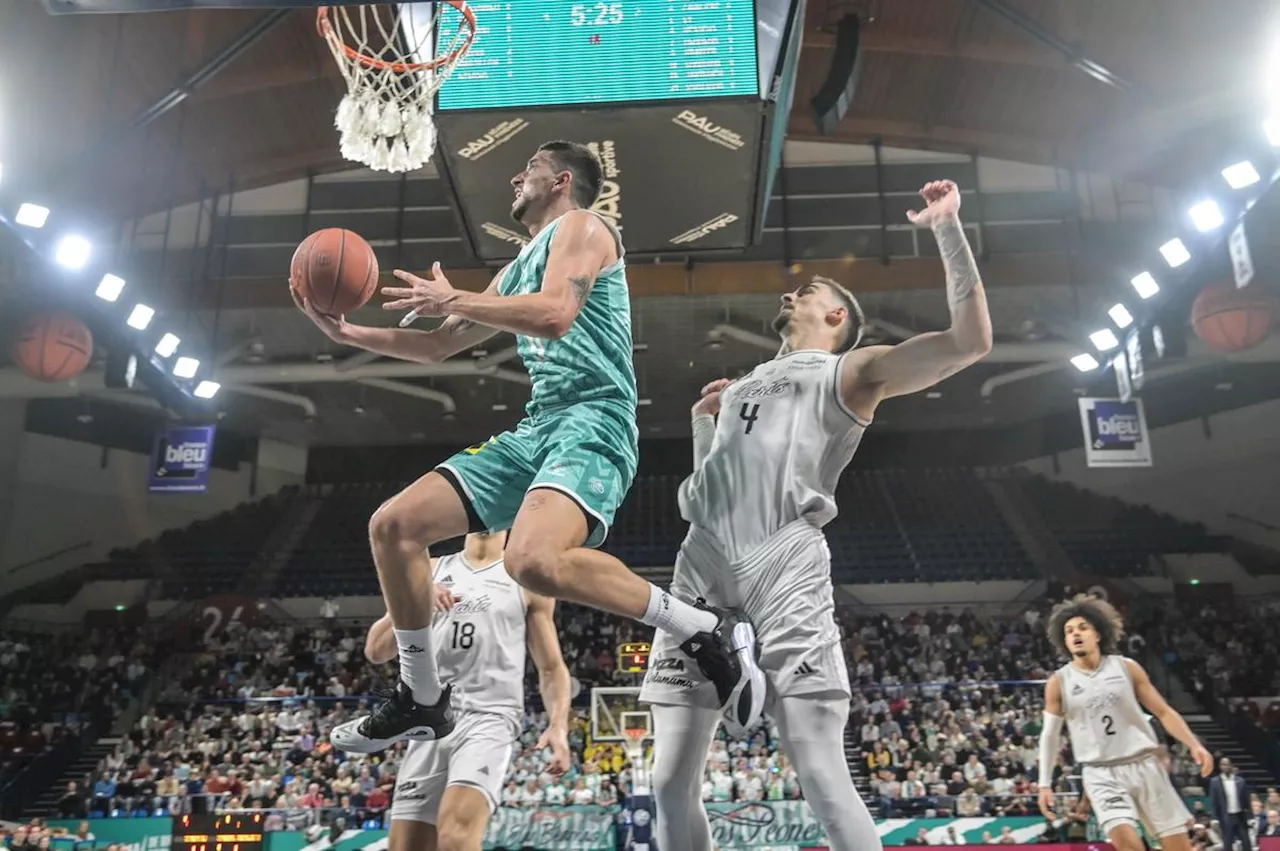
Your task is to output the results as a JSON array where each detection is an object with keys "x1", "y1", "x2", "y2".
[
  {"x1": 739, "y1": 402, "x2": 761, "y2": 434},
  {"x1": 1102, "y1": 714, "x2": 1115, "y2": 736},
  {"x1": 452, "y1": 621, "x2": 475, "y2": 649}
]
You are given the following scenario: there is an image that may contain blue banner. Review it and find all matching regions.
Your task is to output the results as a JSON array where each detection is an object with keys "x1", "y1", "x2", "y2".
[{"x1": 148, "y1": 425, "x2": 217, "y2": 492}]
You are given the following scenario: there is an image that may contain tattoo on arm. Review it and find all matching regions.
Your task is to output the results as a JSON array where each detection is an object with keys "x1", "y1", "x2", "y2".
[
  {"x1": 569, "y1": 274, "x2": 595, "y2": 305},
  {"x1": 933, "y1": 218, "x2": 980, "y2": 312}
]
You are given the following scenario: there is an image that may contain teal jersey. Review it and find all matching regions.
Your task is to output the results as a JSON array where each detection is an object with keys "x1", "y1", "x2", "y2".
[{"x1": 499, "y1": 212, "x2": 637, "y2": 416}]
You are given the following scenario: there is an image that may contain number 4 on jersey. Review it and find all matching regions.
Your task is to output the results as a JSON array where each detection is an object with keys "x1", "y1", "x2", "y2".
[{"x1": 739, "y1": 402, "x2": 760, "y2": 434}]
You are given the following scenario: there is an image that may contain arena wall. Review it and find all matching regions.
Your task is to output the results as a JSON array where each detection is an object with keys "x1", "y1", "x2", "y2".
[
  {"x1": 1022, "y1": 398, "x2": 1280, "y2": 551},
  {"x1": 0, "y1": 432, "x2": 303, "y2": 595}
]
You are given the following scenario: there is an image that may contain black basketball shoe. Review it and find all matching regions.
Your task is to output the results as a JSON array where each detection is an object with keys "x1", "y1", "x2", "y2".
[
  {"x1": 679, "y1": 600, "x2": 766, "y2": 736},
  {"x1": 331, "y1": 681, "x2": 455, "y2": 754}
]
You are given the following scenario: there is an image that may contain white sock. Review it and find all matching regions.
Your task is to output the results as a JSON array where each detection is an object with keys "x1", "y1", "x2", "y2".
[
  {"x1": 639, "y1": 584, "x2": 718, "y2": 642},
  {"x1": 394, "y1": 628, "x2": 441, "y2": 705}
]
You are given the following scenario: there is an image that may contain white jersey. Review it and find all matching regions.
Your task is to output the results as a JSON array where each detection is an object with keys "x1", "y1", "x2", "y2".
[
  {"x1": 679, "y1": 350, "x2": 867, "y2": 562},
  {"x1": 432, "y1": 552, "x2": 527, "y2": 728},
  {"x1": 1058, "y1": 655, "x2": 1159, "y2": 766}
]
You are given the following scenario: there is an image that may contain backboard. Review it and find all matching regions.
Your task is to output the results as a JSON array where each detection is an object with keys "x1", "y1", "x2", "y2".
[{"x1": 590, "y1": 686, "x2": 651, "y2": 744}]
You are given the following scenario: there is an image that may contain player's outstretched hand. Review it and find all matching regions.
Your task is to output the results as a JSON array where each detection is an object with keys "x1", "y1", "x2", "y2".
[
  {"x1": 906, "y1": 180, "x2": 961, "y2": 227},
  {"x1": 536, "y1": 726, "x2": 572, "y2": 775},
  {"x1": 1192, "y1": 743, "x2": 1215, "y2": 777},
  {"x1": 382, "y1": 262, "x2": 457, "y2": 317},
  {"x1": 1037, "y1": 786, "x2": 1058, "y2": 821},
  {"x1": 432, "y1": 585, "x2": 460, "y2": 613},
  {"x1": 291, "y1": 281, "x2": 350, "y2": 342},
  {"x1": 692, "y1": 378, "x2": 732, "y2": 417}
]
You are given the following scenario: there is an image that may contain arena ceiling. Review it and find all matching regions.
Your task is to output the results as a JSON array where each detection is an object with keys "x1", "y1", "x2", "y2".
[
  {"x1": 1, "y1": 0, "x2": 1272, "y2": 217},
  {"x1": 1, "y1": 0, "x2": 1278, "y2": 451}
]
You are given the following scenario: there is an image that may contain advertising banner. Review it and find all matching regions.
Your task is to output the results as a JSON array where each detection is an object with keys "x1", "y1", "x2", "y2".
[
  {"x1": 45, "y1": 818, "x2": 173, "y2": 851},
  {"x1": 148, "y1": 425, "x2": 217, "y2": 492},
  {"x1": 1078, "y1": 397, "x2": 1153, "y2": 468}
]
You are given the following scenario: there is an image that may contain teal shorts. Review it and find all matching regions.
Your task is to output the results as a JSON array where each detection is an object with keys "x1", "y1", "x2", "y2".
[{"x1": 436, "y1": 399, "x2": 638, "y2": 548}]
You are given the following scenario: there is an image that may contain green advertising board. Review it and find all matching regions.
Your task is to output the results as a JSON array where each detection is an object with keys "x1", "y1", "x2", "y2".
[{"x1": 45, "y1": 818, "x2": 173, "y2": 851}]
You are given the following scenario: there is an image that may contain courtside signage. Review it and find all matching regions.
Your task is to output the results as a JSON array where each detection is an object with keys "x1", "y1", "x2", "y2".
[
  {"x1": 148, "y1": 425, "x2": 217, "y2": 493},
  {"x1": 1078, "y1": 397, "x2": 1152, "y2": 468}
]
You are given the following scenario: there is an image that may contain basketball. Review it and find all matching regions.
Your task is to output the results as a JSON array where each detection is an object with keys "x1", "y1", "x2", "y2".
[
  {"x1": 12, "y1": 313, "x2": 94, "y2": 383},
  {"x1": 290, "y1": 228, "x2": 380, "y2": 316},
  {"x1": 1190, "y1": 281, "x2": 1276, "y2": 353}
]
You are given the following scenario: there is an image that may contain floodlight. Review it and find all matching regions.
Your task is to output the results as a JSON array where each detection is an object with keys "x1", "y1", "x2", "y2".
[
  {"x1": 1090, "y1": 329, "x2": 1120, "y2": 351},
  {"x1": 126, "y1": 304, "x2": 155, "y2": 330},
  {"x1": 173, "y1": 357, "x2": 200, "y2": 379},
  {"x1": 194, "y1": 381, "x2": 221, "y2": 399},
  {"x1": 1222, "y1": 161, "x2": 1261, "y2": 189},
  {"x1": 155, "y1": 333, "x2": 180, "y2": 358},
  {"x1": 1158, "y1": 238, "x2": 1191, "y2": 268},
  {"x1": 55, "y1": 235, "x2": 92, "y2": 270},
  {"x1": 1108, "y1": 304, "x2": 1134, "y2": 329},
  {"x1": 1070, "y1": 353, "x2": 1100, "y2": 372},
  {"x1": 16, "y1": 203, "x2": 50, "y2": 228},
  {"x1": 1188, "y1": 200, "x2": 1224, "y2": 232},
  {"x1": 96, "y1": 273, "x2": 125, "y2": 302},
  {"x1": 1130, "y1": 272, "x2": 1160, "y2": 300}
]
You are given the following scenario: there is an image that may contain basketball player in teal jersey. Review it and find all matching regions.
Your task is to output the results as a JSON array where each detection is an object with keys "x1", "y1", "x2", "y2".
[{"x1": 294, "y1": 141, "x2": 763, "y2": 752}]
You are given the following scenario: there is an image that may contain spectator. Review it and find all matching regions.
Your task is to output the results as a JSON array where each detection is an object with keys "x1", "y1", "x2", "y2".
[{"x1": 57, "y1": 781, "x2": 84, "y2": 819}]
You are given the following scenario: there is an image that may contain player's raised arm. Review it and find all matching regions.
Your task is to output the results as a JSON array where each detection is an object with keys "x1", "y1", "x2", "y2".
[
  {"x1": 1125, "y1": 658, "x2": 1214, "y2": 776},
  {"x1": 382, "y1": 209, "x2": 615, "y2": 341},
  {"x1": 525, "y1": 592, "x2": 573, "y2": 773},
  {"x1": 1037, "y1": 673, "x2": 1065, "y2": 820},
  {"x1": 844, "y1": 181, "x2": 993, "y2": 405},
  {"x1": 296, "y1": 266, "x2": 507, "y2": 364}
]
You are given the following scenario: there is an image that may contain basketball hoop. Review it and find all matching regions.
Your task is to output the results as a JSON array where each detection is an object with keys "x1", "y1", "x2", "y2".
[
  {"x1": 623, "y1": 727, "x2": 649, "y2": 763},
  {"x1": 317, "y1": 1, "x2": 477, "y2": 172}
]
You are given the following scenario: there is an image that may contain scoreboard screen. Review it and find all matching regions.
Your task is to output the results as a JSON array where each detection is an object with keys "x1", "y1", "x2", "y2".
[
  {"x1": 173, "y1": 814, "x2": 265, "y2": 851},
  {"x1": 436, "y1": 0, "x2": 760, "y2": 111}
]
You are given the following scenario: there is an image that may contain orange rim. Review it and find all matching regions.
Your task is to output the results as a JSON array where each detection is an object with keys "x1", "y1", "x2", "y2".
[{"x1": 317, "y1": 0, "x2": 477, "y2": 74}]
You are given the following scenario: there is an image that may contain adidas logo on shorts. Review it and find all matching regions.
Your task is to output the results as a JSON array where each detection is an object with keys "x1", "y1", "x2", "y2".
[{"x1": 794, "y1": 662, "x2": 819, "y2": 677}]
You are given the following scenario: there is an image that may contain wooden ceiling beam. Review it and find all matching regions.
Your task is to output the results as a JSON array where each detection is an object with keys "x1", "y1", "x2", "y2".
[
  {"x1": 147, "y1": 252, "x2": 1081, "y2": 312},
  {"x1": 786, "y1": 116, "x2": 1058, "y2": 165},
  {"x1": 802, "y1": 28, "x2": 1071, "y2": 72}
]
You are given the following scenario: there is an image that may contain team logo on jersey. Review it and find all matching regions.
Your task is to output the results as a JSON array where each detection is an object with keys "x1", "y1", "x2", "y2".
[
  {"x1": 452, "y1": 594, "x2": 493, "y2": 616},
  {"x1": 1085, "y1": 690, "x2": 1121, "y2": 717},
  {"x1": 734, "y1": 378, "x2": 791, "y2": 399}
]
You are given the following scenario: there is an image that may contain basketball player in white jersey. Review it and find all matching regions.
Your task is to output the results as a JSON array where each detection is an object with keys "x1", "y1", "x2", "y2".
[
  {"x1": 347, "y1": 531, "x2": 572, "y2": 851},
  {"x1": 1037, "y1": 595, "x2": 1213, "y2": 851},
  {"x1": 639, "y1": 180, "x2": 993, "y2": 851}
]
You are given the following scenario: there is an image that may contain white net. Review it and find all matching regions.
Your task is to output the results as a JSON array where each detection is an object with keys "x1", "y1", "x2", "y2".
[{"x1": 317, "y1": 2, "x2": 476, "y2": 173}]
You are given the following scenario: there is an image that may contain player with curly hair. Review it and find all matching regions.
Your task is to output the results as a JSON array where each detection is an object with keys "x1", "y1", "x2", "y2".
[{"x1": 1038, "y1": 594, "x2": 1213, "y2": 851}]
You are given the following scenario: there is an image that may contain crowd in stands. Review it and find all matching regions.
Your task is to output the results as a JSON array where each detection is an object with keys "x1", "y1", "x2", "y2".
[
  {"x1": 66, "y1": 606, "x2": 795, "y2": 827},
  {"x1": 1144, "y1": 598, "x2": 1280, "y2": 709},
  {"x1": 842, "y1": 604, "x2": 1212, "y2": 817},
  {"x1": 0, "y1": 627, "x2": 155, "y2": 800}
]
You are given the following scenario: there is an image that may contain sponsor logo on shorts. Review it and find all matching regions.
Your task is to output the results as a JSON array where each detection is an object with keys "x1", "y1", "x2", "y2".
[
  {"x1": 588, "y1": 477, "x2": 605, "y2": 495},
  {"x1": 794, "y1": 662, "x2": 819, "y2": 677},
  {"x1": 646, "y1": 674, "x2": 697, "y2": 689},
  {"x1": 481, "y1": 222, "x2": 530, "y2": 247},
  {"x1": 479, "y1": 765, "x2": 490, "y2": 775},
  {"x1": 652, "y1": 658, "x2": 685, "y2": 672},
  {"x1": 1103, "y1": 796, "x2": 1126, "y2": 808},
  {"x1": 458, "y1": 119, "x2": 529, "y2": 161},
  {"x1": 403, "y1": 644, "x2": 426, "y2": 653},
  {"x1": 397, "y1": 781, "x2": 417, "y2": 792},
  {"x1": 671, "y1": 213, "x2": 739, "y2": 245},
  {"x1": 671, "y1": 110, "x2": 746, "y2": 151}
]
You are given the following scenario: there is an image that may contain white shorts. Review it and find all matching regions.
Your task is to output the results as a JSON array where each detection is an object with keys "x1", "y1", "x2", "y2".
[
  {"x1": 390, "y1": 710, "x2": 518, "y2": 824},
  {"x1": 1083, "y1": 753, "x2": 1192, "y2": 838},
  {"x1": 640, "y1": 520, "x2": 850, "y2": 710}
]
